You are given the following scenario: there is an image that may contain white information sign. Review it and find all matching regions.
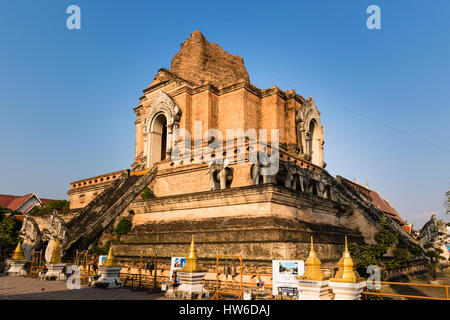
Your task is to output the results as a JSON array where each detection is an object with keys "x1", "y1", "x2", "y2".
[
  {"x1": 272, "y1": 260, "x2": 304, "y2": 298},
  {"x1": 98, "y1": 255, "x2": 107, "y2": 266}
]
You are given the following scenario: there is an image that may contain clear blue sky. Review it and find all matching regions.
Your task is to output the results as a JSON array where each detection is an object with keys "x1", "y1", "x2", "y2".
[{"x1": 0, "y1": 0, "x2": 448, "y2": 229}]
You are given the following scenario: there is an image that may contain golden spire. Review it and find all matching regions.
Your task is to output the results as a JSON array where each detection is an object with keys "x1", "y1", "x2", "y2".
[
  {"x1": 180, "y1": 234, "x2": 202, "y2": 273},
  {"x1": 103, "y1": 244, "x2": 117, "y2": 267},
  {"x1": 330, "y1": 236, "x2": 361, "y2": 283},
  {"x1": 50, "y1": 238, "x2": 62, "y2": 264},
  {"x1": 12, "y1": 240, "x2": 26, "y2": 261},
  {"x1": 366, "y1": 178, "x2": 369, "y2": 188},
  {"x1": 297, "y1": 236, "x2": 327, "y2": 281}
]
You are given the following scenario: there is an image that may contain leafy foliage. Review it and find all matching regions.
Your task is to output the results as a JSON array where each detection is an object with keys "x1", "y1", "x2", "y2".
[
  {"x1": 0, "y1": 206, "x2": 12, "y2": 216},
  {"x1": 0, "y1": 209, "x2": 22, "y2": 255},
  {"x1": 373, "y1": 217, "x2": 398, "y2": 255},
  {"x1": 90, "y1": 240, "x2": 111, "y2": 256},
  {"x1": 141, "y1": 188, "x2": 155, "y2": 200},
  {"x1": 387, "y1": 248, "x2": 411, "y2": 269},
  {"x1": 348, "y1": 242, "x2": 379, "y2": 277},
  {"x1": 28, "y1": 200, "x2": 70, "y2": 216},
  {"x1": 410, "y1": 245, "x2": 423, "y2": 258},
  {"x1": 114, "y1": 218, "x2": 132, "y2": 239}
]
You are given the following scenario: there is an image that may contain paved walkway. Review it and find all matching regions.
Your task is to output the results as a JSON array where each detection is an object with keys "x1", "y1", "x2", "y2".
[{"x1": 0, "y1": 276, "x2": 166, "y2": 300}]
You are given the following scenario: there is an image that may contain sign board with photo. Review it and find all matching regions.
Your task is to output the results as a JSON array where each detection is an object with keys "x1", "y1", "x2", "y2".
[
  {"x1": 170, "y1": 256, "x2": 186, "y2": 281},
  {"x1": 272, "y1": 260, "x2": 304, "y2": 299},
  {"x1": 98, "y1": 255, "x2": 107, "y2": 266}
]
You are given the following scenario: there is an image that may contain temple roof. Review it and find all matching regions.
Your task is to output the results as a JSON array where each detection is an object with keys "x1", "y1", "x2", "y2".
[
  {"x1": 368, "y1": 190, "x2": 406, "y2": 225},
  {"x1": 0, "y1": 193, "x2": 56, "y2": 213},
  {"x1": 149, "y1": 31, "x2": 250, "y2": 89},
  {"x1": 0, "y1": 194, "x2": 32, "y2": 211},
  {"x1": 337, "y1": 176, "x2": 407, "y2": 226}
]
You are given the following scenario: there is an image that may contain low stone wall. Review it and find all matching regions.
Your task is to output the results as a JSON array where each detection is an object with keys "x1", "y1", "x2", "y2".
[{"x1": 384, "y1": 259, "x2": 428, "y2": 280}]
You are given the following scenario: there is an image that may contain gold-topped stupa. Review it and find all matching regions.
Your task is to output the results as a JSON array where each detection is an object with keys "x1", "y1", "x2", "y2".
[
  {"x1": 330, "y1": 236, "x2": 361, "y2": 283},
  {"x1": 297, "y1": 236, "x2": 328, "y2": 281},
  {"x1": 50, "y1": 239, "x2": 62, "y2": 264},
  {"x1": 180, "y1": 235, "x2": 202, "y2": 273},
  {"x1": 103, "y1": 245, "x2": 117, "y2": 267},
  {"x1": 11, "y1": 240, "x2": 26, "y2": 261}
]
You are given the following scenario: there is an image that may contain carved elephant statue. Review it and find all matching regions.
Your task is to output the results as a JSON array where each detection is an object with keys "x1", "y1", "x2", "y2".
[
  {"x1": 208, "y1": 161, "x2": 234, "y2": 190},
  {"x1": 275, "y1": 163, "x2": 288, "y2": 187},
  {"x1": 250, "y1": 159, "x2": 273, "y2": 185},
  {"x1": 293, "y1": 166, "x2": 307, "y2": 192}
]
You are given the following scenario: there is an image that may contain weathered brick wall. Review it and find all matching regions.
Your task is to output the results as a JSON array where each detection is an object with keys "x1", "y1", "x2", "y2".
[{"x1": 68, "y1": 170, "x2": 129, "y2": 209}]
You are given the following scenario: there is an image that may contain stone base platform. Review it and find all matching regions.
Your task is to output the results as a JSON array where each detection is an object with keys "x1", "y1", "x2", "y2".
[
  {"x1": 7, "y1": 260, "x2": 28, "y2": 277},
  {"x1": 43, "y1": 263, "x2": 66, "y2": 281},
  {"x1": 174, "y1": 272, "x2": 209, "y2": 299},
  {"x1": 329, "y1": 280, "x2": 367, "y2": 300},
  {"x1": 95, "y1": 266, "x2": 123, "y2": 289},
  {"x1": 298, "y1": 279, "x2": 331, "y2": 300}
]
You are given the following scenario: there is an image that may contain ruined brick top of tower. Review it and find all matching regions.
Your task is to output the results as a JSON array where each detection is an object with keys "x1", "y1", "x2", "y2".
[{"x1": 168, "y1": 31, "x2": 250, "y2": 88}]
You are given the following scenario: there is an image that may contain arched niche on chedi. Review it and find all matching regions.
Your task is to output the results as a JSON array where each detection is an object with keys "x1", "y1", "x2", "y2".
[
  {"x1": 295, "y1": 97, "x2": 325, "y2": 168},
  {"x1": 143, "y1": 90, "x2": 182, "y2": 168}
]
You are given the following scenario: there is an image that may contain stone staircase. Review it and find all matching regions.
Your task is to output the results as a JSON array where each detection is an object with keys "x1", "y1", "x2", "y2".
[
  {"x1": 332, "y1": 174, "x2": 417, "y2": 246},
  {"x1": 65, "y1": 166, "x2": 157, "y2": 256}
]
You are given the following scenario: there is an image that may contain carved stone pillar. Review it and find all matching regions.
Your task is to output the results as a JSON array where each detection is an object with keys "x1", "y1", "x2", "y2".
[
  {"x1": 305, "y1": 132, "x2": 311, "y2": 156},
  {"x1": 166, "y1": 124, "x2": 174, "y2": 157}
]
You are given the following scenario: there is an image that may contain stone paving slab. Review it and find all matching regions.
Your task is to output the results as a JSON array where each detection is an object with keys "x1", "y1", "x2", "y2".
[{"x1": 0, "y1": 276, "x2": 167, "y2": 300}]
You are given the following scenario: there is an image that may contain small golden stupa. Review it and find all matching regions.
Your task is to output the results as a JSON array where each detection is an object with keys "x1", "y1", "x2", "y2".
[
  {"x1": 330, "y1": 236, "x2": 361, "y2": 283},
  {"x1": 180, "y1": 234, "x2": 202, "y2": 273},
  {"x1": 50, "y1": 239, "x2": 62, "y2": 264},
  {"x1": 297, "y1": 236, "x2": 328, "y2": 281},
  {"x1": 12, "y1": 240, "x2": 26, "y2": 261},
  {"x1": 103, "y1": 244, "x2": 117, "y2": 267}
]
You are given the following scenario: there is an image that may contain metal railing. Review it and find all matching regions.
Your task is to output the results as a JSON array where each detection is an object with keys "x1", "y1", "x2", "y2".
[
  {"x1": 212, "y1": 255, "x2": 244, "y2": 300},
  {"x1": 119, "y1": 272, "x2": 169, "y2": 291}
]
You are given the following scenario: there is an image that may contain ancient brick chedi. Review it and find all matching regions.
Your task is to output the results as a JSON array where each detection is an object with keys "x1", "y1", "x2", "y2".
[
  {"x1": 63, "y1": 31, "x2": 417, "y2": 270},
  {"x1": 169, "y1": 30, "x2": 250, "y2": 88}
]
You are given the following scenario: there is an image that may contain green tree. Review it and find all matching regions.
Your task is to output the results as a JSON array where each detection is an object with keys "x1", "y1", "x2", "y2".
[
  {"x1": 28, "y1": 200, "x2": 70, "y2": 216},
  {"x1": 410, "y1": 245, "x2": 424, "y2": 258},
  {"x1": 348, "y1": 242, "x2": 379, "y2": 277},
  {"x1": 374, "y1": 218, "x2": 398, "y2": 252},
  {"x1": 387, "y1": 248, "x2": 411, "y2": 269},
  {"x1": 349, "y1": 215, "x2": 413, "y2": 278},
  {"x1": 0, "y1": 205, "x2": 10, "y2": 216},
  {"x1": 45, "y1": 200, "x2": 70, "y2": 211},
  {"x1": 0, "y1": 214, "x2": 22, "y2": 254},
  {"x1": 423, "y1": 243, "x2": 446, "y2": 280}
]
